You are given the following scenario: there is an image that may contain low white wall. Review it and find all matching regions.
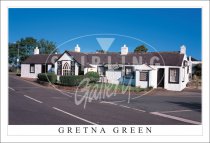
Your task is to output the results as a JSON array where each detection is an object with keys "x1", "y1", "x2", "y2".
[
  {"x1": 84, "y1": 64, "x2": 97, "y2": 74},
  {"x1": 21, "y1": 64, "x2": 41, "y2": 78},
  {"x1": 106, "y1": 71, "x2": 122, "y2": 84}
]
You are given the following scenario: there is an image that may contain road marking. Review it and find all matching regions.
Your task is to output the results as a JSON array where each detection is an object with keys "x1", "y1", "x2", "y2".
[
  {"x1": 119, "y1": 105, "x2": 146, "y2": 113},
  {"x1": 159, "y1": 109, "x2": 200, "y2": 113},
  {"x1": 119, "y1": 105, "x2": 131, "y2": 109},
  {"x1": 52, "y1": 107, "x2": 97, "y2": 125},
  {"x1": 24, "y1": 95, "x2": 43, "y2": 103},
  {"x1": 130, "y1": 107, "x2": 146, "y2": 113},
  {"x1": 150, "y1": 112, "x2": 201, "y2": 125},
  {"x1": 9, "y1": 87, "x2": 15, "y2": 91},
  {"x1": 100, "y1": 101, "x2": 146, "y2": 112},
  {"x1": 100, "y1": 101, "x2": 118, "y2": 105}
]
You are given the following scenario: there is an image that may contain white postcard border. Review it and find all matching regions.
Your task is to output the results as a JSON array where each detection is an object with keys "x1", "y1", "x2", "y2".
[{"x1": 1, "y1": 1, "x2": 209, "y2": 142}]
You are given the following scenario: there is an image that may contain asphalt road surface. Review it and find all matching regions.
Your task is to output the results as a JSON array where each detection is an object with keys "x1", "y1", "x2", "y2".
[{"x1": 9, "y1": 74, "x2": 201, "y2": 125}]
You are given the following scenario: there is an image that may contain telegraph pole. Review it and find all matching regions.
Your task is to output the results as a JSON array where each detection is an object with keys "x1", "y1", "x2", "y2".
[{"x1": 16, "y1": 43, "x2": 20, "y2": 74}]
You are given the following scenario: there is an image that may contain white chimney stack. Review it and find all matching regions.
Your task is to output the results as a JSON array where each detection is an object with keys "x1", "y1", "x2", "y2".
[
  {"x1": 189, "y1": 56, "x2": 192, "y2": 62},
  {"x1": 121, "y1": 44, "x2": 128, "y2": 55},
  {"x1": 34, "y1": 47, "x2": 39, "y2": 55},
  {"x1": 180, "y1": 45, "x2": 186, "y2": 55},
  {"x1": 75, "y1": 44, "x2": 80, "y2": 52}
]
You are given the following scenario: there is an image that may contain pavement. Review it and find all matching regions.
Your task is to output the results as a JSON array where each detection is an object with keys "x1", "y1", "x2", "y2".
[{"x1": 9, "y1": 74, "x2": 201, "y2": 125}]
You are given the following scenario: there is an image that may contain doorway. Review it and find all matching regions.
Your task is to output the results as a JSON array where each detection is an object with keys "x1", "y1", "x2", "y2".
[
  {"x1": 157, "y1": 68, "x2": 164, "y2": 88},
  {"x1": 42, "y1": 64, "x2": 47, "y2": 73}
]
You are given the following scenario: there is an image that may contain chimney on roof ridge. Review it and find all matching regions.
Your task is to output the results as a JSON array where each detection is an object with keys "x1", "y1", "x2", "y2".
[
  {"x1": 121, "y1": 44, "x2": 128, "y2": 55},
  {"x1": 75, "y1": 44, "x2": 80, "y2": 52},
  {"x1": 180, "y1": 45, "x2": 186, "y2": 55},
  {"x1": 34, "y1": 47, "x2": 39, "y2": 55}
]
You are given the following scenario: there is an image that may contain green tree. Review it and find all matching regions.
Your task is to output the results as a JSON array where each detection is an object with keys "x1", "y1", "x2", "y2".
[
  {"x1": 38, "y1": 39, "x2": 58, "y2": 54},
  {"x1": 9, "y1": 37, "x2": 58, "y2": 65},
  {"x1": 134, "y1": 45, "x2": 148, "y2": 53},
  {"x1": 194, "y1": 63, "x2": 202, "y2": 76},
  {"x1": 9, "y1": 43, "x2": 18, "y2": 64},
  {"x1": 96, "y1": 49, "x2": 105, "y2": 53}
]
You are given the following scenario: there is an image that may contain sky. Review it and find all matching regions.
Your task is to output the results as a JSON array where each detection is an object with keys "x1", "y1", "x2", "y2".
[{"x1": 9, "y1": 8, "x2": 201, "y2": 60}]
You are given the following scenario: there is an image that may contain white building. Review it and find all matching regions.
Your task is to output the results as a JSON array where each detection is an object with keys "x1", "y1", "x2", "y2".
[{"x1": 21, "y1": 44, "x2": 198, "y2": 91}]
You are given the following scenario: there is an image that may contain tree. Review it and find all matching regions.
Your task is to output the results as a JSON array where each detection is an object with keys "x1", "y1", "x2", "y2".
[
  {"x1": 134, "y1": 45, "x2": 148, "y2": 53},
  {"x1": 38, "y1": 39, "x2": 58, "y2": 54},
  {"x1": 194, "y1": 63, "x2": 202, "y2": 76},
  {"x1": 96, "y1": 49, "x2": 105, "y2": 53},
  {"x1": 9, "y1": 37, "x2": 58, "y2": 65}
]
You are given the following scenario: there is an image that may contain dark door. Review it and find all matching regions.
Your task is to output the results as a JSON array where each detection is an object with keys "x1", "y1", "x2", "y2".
[
  {"x1": 42, "y1": 64, "x2": 47, "y2": 73},
  {"x1": 157, "y1": 68, "x2": 164, "y2": 87}
]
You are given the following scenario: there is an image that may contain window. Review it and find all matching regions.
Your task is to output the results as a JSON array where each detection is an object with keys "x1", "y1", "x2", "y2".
[
  {"x1": 169, "y1": 68, "x2": 179, "y2": 84},
  {"x1": 125, "y1": 67, "x2": 133, "y2": 76},
  {"x1": 62, "y1": 62, "x2": 71, "y2": 76},
  {"x1": 97, "y1": 66, "x2": 105, "y2": 76},
  {"x1": 30, "y1": 64, "x2": 35, "y2": 73},
  {"x1": 140, "y1": 72, "x2": 149, "y2": 81},
  {"x1": 57, "y1": 61, "x2": 62, "y2": 75},
  {"x1": 124, "y1": 66, "x2": 134, "y2": 79}
]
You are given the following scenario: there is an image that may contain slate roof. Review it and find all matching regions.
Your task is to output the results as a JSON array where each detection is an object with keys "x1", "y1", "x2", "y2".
[
  {"x1": 86, "y1": 52, "x2": 184, "y2": 66},
  {"x1": 22, "y1": 51, "x2": 185, "y2": 66},
  {"x1": 21, "y1": 54, "x2": 61, "y2": 64}
]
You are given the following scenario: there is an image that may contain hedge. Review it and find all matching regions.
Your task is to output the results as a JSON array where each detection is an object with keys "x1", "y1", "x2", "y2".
[
  {"x1": 60, "y1": 75, "x2": 86, "y2": 86},
  {"x1": 84, "y1": 72, "x2": 99, "y2": 83},
  {"x1": 38, "y1": 73, "x2": 57, "y2": 84}
]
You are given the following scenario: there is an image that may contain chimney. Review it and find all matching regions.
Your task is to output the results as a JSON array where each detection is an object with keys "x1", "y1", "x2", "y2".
[
  {"x1": 75, "y1": 44, "x2": 80, "y2": 52},
  {"x1": 121, "y1": 44, "x2": 128, "y2": 55},
  {"x1": 180, "y1": 45, "x2": 186, "y2": 55},
  {"x1": 34, "y1": 47, "x2": 39, "y2": 55},
  {"x1": 189, "y1": 56, "x2": 192, "y2": 62}
]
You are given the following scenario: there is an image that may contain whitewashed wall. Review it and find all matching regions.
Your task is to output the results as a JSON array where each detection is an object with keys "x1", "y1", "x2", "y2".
[
  {"x1": 84, "y1": 64, "x2": 97, "y2": 74},
  {"x1": 21, "y1": 64, "x2": 41, "y2": 78},
  {"x1": 150, "y1": 65, "x2": 189, "y2": 91},
  {"x1": 75, "y1": 62, "x2": 79, "y2": 75},
  {"x1": 47, "y1": 64, "x2": 52, "y2": 72},
  {"x1": 106, "y1": 71, "x2": 122, "y2": 84},
  {"x1": 135, "y1": 71, "x2": 149, "y2": 88}
]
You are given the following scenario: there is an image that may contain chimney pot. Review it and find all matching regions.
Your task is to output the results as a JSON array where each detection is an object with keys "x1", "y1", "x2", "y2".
[
  {"x1": 121, "y1": 44, "x2": 128, "y2": 55},
  {"x1": 34, "y1": 47, "x2": 39, "y2": 55},
  {"x1": 180, "y1": 45, "x2": 186, "y2": 55},
  {"x1": 75, "y1": 44, "x2": 80, "y2": 52}
]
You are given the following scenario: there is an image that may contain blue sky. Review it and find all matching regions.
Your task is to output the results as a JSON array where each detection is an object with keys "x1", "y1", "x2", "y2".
[{"x1": 9, "y1": 8, "x2": 201, "y2": 60}]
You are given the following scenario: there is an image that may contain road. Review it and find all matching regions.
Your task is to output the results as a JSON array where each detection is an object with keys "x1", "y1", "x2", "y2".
[{"x1": 9, "y1": 74, "x2": 201, "y2": 125}]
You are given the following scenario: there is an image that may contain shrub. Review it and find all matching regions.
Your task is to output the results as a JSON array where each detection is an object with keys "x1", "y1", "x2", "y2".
[
  {"x1": 38, "y1": 73, "x2": 57, "y2": 84},
  {"x1": 85, "y1": 72, "x2": 100, "y2": 83},
  {"x1": 60, "y1": 75, "x2": 86, "y2": 86}
]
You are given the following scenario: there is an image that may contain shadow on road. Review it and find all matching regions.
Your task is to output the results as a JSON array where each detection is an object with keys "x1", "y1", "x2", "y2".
[{"x1": 167, "y1": 101, "x2": 201, "y2": 112}]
